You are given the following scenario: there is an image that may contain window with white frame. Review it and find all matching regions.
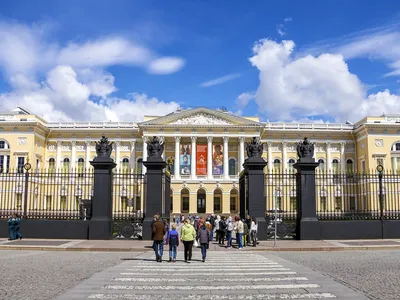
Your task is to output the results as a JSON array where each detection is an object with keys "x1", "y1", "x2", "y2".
[
  {"x1": 48, "y1": 158, "x2": 55, "y2": 173},
  {"x1": 17, "y1": 157, "x2": 25, "y2": 173},
  {"x1": 273, "y1": 159, "x2": 281, "y2": 172},
  {"x1": 318, "y1": 159, "x2": 325, "y2": 171},
  {"x1": 391, "y1": 142, "x2": 400, "y2": 174},
  {"x1": 229, "y1": 158, "x2": 236, "y2": 176},
  {"x1": 137, "y1": 158, "x2": 143, "y2": 174},
  {"x1": 122, "y1": 158, "x2": 130, "y2": 173},
  {"x1": 62, "y1": 158, "x2": 70, "y2": 172},
  {"x1": 332, "y1": 159, "x2": 339, "y2": 173},
  {"x1": 288, "y1": 159, "x2": 296, "y2": 172}
]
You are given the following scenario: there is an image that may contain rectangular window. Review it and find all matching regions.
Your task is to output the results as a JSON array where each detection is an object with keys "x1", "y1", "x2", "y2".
[
  {"x1": 0, "y1": 141, "x2": 5, "y2": 149},
  {"x1": 182, "y1": 197, "x2": 189, "y2": 212},
  {"x1": 75, "y1": 196, "x2": 81, "y2": 210},
  {"x1": 6, "y1": 155, "x2": 10, "y2": 173},
  {"x1": 276, "y1": 197, "x2": 282, "y2": 209},
  {"x1": 135, "y1": 196, "x2": 141, "y2": 211},
  {"x1": 349, "y1": 196, "x2": 356, "y2": 210},
  {"x1": 121, "y1": 196, "x2": 128, "y2": 211},
  {"x1": 46, "y1": 196, "x2": 52, "y2": 210},
  {"x1": 397, "y1": 143, "x2": 400, "y2": 151},
  {"x1": 17, "y1": 157, "x2": 25, "y2": 173},
  {"x1": 335, "y1": 197, "x2": 342, "y2": 210},
  {"x1": 16, "y1": 194, "x2": 22, "y2": 209},
  {"x1": 0, "y1": 155, "x2": 3, "y2": 173},
  {"x1": 214, "y1": 196, "x2": 221, "y2": 212},
  {"x1": 290, "y1": 197, "x2": 297, "y2": 210},
  {"x1": 60, "y1": 196, "x2": 67, "y2": 210},
  {"x1": 320, "y1": 197, "x2": 327, "y2": 211},
  {"x1": 230, "y1": 196, "x2": 237, "y2": 212},
  {"x1": 361, "y1": 160, "x2": 366, "y2": 173}
]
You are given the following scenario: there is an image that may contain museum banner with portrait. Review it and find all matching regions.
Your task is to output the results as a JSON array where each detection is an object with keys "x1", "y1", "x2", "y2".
[
  {"x1": 196, "y1": 144, "x2": 207, "y2": 175},
  {"x1": 212, "y1": 144, "x2": 223, "y2": 175},
  {"x1": 180, "y1": 144, "x2": 191, "y2": 175}
]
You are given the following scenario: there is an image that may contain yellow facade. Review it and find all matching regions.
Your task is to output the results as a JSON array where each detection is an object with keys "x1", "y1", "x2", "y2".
[{"x1": 1, "y1": 107, "x2": 400, "y2": 216}]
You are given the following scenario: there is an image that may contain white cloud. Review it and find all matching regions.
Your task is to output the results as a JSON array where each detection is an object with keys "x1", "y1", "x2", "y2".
[
  {"x1": 276, "y1": 17, "x2": 292, "y2": 37},
  {"x1": 200, "y1": 73, "x2": 242, "y2": 87},
  {"x1": 236, "y1": 92, "x2": 255, "y2": 108},
  {"x1": 298, "y1": 23, "x2": 400, "y2": 77},
  {"x1": 247, "y1": 39, "x2": 400, "y2": 122},
  {"x1": 0, "y1": 21, "x2": 183, "y2": 122},
  {"x1": 147, "y1": 57, "x2": 185, "y2": 75}
]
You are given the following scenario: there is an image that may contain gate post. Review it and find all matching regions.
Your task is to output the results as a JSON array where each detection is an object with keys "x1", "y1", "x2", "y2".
[
  {"x1": 293, "y1": 138, "x2": 320, "y2": 240},
  {"x1": 89, "y1": 136, "x2": 116, "y2": 239},
  {"x1": 240, "y1": 137, "x2": 268, "y2": 240},
  {"x1": 142, "y1": 137, "x2": 166, "y2": 240}
]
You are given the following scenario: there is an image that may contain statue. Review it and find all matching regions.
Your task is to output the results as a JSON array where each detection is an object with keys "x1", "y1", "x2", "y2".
[
  {"x1": 296, "y1": 137, "x2": 315, "y2": 160},
  {"x1": 147, "y1": 136, "x2": 164, "y2": 158},
  {"x1": 246, "y1": 137, "x2": 263, "y2": 158},
  {"x1": 95, "y1": 135, "x2": 113, "y2": 158}
]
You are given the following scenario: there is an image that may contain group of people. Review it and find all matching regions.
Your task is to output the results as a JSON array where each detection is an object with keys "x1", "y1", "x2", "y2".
[
  {"x1": 7, "y1": 214, "x2": 22, "y2": 240},
  {"x1": 152, "y1": 213, "x2": 258, "y2": 263}
]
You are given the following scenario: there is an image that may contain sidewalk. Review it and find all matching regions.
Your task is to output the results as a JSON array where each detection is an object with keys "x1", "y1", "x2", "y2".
[{"x1": 1, "y1": 238, "x2": 400, "y2": 252}]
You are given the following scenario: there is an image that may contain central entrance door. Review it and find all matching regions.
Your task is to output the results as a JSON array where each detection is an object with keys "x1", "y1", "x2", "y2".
[{"x1": 197, "y1": 189, "x2": 206, "y2": 214}]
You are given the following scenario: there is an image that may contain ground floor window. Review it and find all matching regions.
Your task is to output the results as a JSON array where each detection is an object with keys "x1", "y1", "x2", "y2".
[
  {"x1": 60, "y1": 196, "x2": 67, "y2": 210},
  {"x1": 335, "y1": 197, "x2": 342, "y2": 210},
  {"x1": 230, "y1": 196, "x2": 236, "y2": 211},
  {"x1": 320, "y1": 196, "x2": 327, "y2": 211},
  {"x1": 349, "y1": 196, "x2": 356, "y2": 210},
  {"x1": 16, "y1": 194, "x2": 22, "y2": 209},
  {"x1": 214, "y1": 196, "x2": 221, "y2": 212},
  {"x1": 17, "y1": 157, "x2": 25, "y2": 173},
  {"x1": 121, "y1": 196, "x2": 128, "y2": 211},
  {"x1": 182, "y1": 196, "x2": 189, "y2": 212},
  {"x1": 290, "y1": 197, "x2": 297, "y2": 210},
  {"x1": 46, "y1": 196, "x2": 52, "y2": 210}
]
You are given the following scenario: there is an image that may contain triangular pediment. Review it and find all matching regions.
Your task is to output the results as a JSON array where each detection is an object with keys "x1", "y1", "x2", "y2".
[{"x1": 139, "y1": 108, "x2": 262, "y2": 127}]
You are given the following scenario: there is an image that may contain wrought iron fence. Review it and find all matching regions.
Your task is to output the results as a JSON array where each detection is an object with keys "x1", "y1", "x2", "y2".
[
  {"x1": 0, "y1": 169, "x2": 94, "y2": 219},
  {"x1": 0, "y1": 169, "x2": 147, "y2": 221}
]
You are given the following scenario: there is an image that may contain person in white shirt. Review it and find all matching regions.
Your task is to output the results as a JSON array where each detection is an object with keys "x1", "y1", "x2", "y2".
[{"x1": 250, "y1": 217, "x2": 258, "y2": 247}]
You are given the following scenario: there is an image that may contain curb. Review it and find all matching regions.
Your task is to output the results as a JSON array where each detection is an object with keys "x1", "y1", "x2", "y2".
[{"x1": 1, "y1": 245, "x2": 400, "y2": 252}]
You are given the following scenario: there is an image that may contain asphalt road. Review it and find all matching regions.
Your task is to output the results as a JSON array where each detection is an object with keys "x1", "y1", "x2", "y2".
[{"x1": 0, "y1": 250, "x2": 399, "y2": 300}]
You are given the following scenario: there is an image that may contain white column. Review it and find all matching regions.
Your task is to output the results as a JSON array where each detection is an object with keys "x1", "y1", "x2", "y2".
[
  {"x1": 191, "y1": 136, "x2": 197, "y2": 180},
  {"x1": 267, "y1": 142, "x2": 273, "y2": 173},
  {"x1": 142, "y1": 137, "x2": 148, "y2": 174},
  {"x1": 85, "y1": 141, "x2": 91, "y2": 169},
  {"x1": 56, "y1": 141, "x2": 61, "y2": 170},
  {"x1": 207, "y1": 136, "x2": 213, "y2": 180},
  {"x1": 161, "y1": 137, "x2": 165, "y2": 160},
  {"x1": 282, "y1": 142, "x2": 287, "y2": 172},
  {"x1": 239, "y1": 137, "x2": 245, "y2": 173},
  {"x1": 223, "y1": 136, "x2": 229, "y2": 180},
  {"x1": 3, "y1": 155, "x2": 7, "y2": 172},
  {"x1": 130, "y1": 141, "x2": 136, "y2": 172},
  {"x1": 174, "y1": 136, "x2": 180, "y2": 179},
  {"x1": 115, "y1": 141, "x2": 121, "y2": 172},
  {"x1": 340, "y1": 142, "x2": 346, "y2": 172},
  {"x1": 71, "y1": 141, "x2": 76, "y2": 170},
  {"x1": 326, "y1": 142, "x2": 331, "y2": 171}
]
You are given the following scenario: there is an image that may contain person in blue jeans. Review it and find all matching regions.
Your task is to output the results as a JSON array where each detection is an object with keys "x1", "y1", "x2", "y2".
[
  {"x1": 166, "y1": 223, "x2": 179, "y2": 262},
  {"x1": 7, "y1": 214, "x2": 16, "y2": 240},
  {"x1": 197, "y1": 223, "x2": 210, "y2": 262},
  {"x1": 152, "y1": 215, "x2": 166, "y2": 262},
  {"x1": 225, "y1": 217, "x2": 234, "y2": 248}
]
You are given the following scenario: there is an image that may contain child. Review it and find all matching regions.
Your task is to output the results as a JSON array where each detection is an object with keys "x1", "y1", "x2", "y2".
[{"x1": 166, "y1": 223, "x2": 179, "y2": 262}]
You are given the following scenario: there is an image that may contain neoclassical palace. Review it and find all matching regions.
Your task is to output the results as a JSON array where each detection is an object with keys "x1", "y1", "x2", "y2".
[{"x1": 1, "y1": 106, "x2": 400, "y2": 215}]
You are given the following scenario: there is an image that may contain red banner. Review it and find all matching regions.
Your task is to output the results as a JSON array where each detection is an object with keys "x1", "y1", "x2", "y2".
[{"x1": 196, "y1": 145, "x2": 207, "y2": 175}]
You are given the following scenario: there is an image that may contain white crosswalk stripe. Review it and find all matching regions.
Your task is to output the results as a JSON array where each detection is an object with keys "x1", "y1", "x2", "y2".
[{"x1": 85, "y1": 252, "x2": 338, "y2": 299}]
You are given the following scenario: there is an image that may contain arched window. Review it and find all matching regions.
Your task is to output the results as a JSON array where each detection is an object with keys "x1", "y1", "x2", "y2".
[
  {"x1": 136, "y1": 158, "x2": 143, "y2": 174},
  {"x1": 288, "y1": 159, "x2": 296, "y2": 172},
  {"x1": 122, "y1": 158, "x2": 130, "y2": 173},
  {"x1": 346, "y1": 159, "x2": 353, "y2": 173},
  {"x1": 48, "y1": 158, "x2": 55, "y2": 173},
  {"x1": 392, "y1": 142, "x2": 400, "y2": 151},
  {"x1": 63, "y1": 158, "x2": 70, "y2": 172},
  {"x1": 229, "y1": 158, "x2": 236, "y2": 176},
  {"x1": 273, "y1": 159, "x2": 281, "y2": 172},
  {"x1": 332, "y1": 159, "x2": 339, "y2": 173},
  {"x1": 77, "y1": 158, "x2": 85, "y2": 176},
  {"x1": 318, "y1": 159, "x2": 325, "y2": 171}
]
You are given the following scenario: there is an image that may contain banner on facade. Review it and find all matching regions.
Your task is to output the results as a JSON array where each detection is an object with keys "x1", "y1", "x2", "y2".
[
  {"x1": 180, "y1": 144, "x2": 191, "y2": 175},
  {"x1": 212, "y1": 144, "x2": 223, "y2": 175},
  {"x1": 196, "y1": 144, "x2": 207, "y2": 175}
]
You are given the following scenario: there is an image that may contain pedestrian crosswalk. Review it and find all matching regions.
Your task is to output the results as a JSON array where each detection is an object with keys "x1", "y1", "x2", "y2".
[{"x1": 56, "y1": 251, "x2": 369, "y2": 300}]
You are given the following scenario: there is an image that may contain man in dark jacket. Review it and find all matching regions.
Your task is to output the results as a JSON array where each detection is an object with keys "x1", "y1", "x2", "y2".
[{"x1": 152, "y1": 215, "x2": 166, "y2": 262}]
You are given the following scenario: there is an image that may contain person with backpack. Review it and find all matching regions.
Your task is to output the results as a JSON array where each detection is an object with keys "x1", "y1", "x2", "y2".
[
  {"x1": 197, "y1": 223, "x2": 210, "y2": 262},
  {"x1": 166, "y1": 223, "x2": 179, "y2": 263}
]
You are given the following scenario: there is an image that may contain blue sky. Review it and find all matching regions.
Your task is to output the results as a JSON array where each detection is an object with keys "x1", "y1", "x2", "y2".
[{"x1": 0, "y1": 0, "x2": 400, "y2": 123}]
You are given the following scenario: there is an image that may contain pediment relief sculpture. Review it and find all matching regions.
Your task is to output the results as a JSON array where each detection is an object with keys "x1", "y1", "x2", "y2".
[{"x1": 170, "y1": 113, "x2": 234, "y2": 125}]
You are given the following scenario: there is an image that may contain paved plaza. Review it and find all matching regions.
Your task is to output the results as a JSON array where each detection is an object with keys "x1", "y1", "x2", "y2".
[{"x1": 1, "y1": 249, "x2": 400, "y2": 299}]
